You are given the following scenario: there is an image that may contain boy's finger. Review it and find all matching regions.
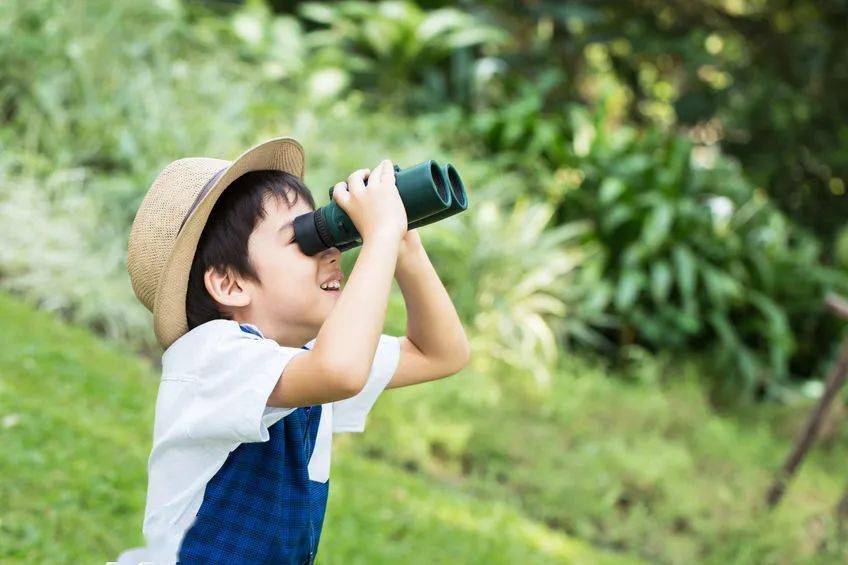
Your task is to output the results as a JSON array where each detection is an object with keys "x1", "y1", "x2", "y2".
[
  {"x1": 381, "y1": 159, "x2": 395, "y2": 185},
  {"x1": 347, "y1": 168, "x2": 369, "y2": 193},
  {"x1": 371, "y1": 159, "x2": 389, "y2": 187},
  {"x1": 367, "y1": 161, "x2": 384, "y2": 188},
  {"x1": 333, "y1": 181, "x2": 349, "y2": 198},
  {"x1": 332, "y1": 182, "x2": 350, "y2": 204}
]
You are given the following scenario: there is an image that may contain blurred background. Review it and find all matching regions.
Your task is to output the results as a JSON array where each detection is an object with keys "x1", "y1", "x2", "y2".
[{"x1": 1, "y1": 0, "x2": 847, "y2": 562}]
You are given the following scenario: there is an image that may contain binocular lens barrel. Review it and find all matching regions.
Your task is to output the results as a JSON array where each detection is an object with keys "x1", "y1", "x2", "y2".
[
  {"x1": 292, "y1": 160, "x2": 469, "y2": 256},
  {"x1": 408, "y1": 163, "x2": 467, "y2": 230}
]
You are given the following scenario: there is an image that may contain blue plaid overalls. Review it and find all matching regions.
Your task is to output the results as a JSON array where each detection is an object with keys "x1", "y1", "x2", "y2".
[{"x1": 177, "y1": 324, "x2": 329, "y2": 564}]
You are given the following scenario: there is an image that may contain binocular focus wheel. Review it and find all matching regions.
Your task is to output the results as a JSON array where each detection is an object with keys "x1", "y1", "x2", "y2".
[{"x1": 327, "y1": 164, "x2": 404, "y2": 201}]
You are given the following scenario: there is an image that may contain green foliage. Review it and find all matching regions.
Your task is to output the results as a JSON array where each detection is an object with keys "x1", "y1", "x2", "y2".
[
  {"x1": 1, "y1": 0, "x2": 846, "y2": 397},
  {"x1": 359, "y1": 346, "x2": 848, "y2": 563},
  {"x1": 0, "y1": 0, "x2": 283, "y2": 355},
  {"x1": 0, "y1": 0, "x2": 262, "y2": 182},
  {"x1": 0, "y1": 0, "x2": 591, "y2": 383},
  {"x1": 425, "y1": 0, "x2": 848, "y2": 243},
  {"x1": 294, "y1": 0, "x2": 508, "y2": 110},
  {"x1": 422, "y1": 186, "x2": 603, "y2": 385},
  {"x1": 837, "y1": 225, "x2": 848, "y2": 270},
  {"x1": 464, "y1": 82, "x2": 848, "y2": 393},
  {"x1": 558, "y1": 106, "x2": 848, "y2": 393}
]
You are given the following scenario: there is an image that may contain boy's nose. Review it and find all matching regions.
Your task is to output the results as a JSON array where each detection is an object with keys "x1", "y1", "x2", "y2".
[{"x1": 321, "y1": 246, "x2": 341, "y2": 263}]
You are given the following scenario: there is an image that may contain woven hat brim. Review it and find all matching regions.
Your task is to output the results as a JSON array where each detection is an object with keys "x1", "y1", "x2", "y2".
[{"x1": 153, "y1": 136, "x2": 305, "y2": 349}]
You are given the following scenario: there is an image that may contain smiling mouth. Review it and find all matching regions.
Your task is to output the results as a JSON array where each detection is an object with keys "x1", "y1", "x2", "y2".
[{"x1": 320, "y1": 281, "x2": 341, "y2": 292}]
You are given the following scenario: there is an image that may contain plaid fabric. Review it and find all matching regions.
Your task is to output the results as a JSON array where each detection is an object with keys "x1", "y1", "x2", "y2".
[{"x1": 177, "y1": 324, "x2": 329, "y2": 564}]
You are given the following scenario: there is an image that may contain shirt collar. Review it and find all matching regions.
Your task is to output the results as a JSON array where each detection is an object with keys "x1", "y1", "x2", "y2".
[
  {"x1": 238, "y1": 322, "x2": 265, "y2": 338},
  {"x1": 238, "y1": 322, "x2": 317, "y2": 350}
]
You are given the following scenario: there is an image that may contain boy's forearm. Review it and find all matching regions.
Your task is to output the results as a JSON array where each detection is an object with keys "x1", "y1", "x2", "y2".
[
  {"x1": 396, "y1": 245, "x2": 470, "y2": 365},
  {"x1": 313, "y1": 235, "x2": 400, "y2": 380}
]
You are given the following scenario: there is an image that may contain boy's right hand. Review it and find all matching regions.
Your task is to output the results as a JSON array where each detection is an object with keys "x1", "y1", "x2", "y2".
[{"x1": 331, "y1": 159, "x2": 408, "y2": 244}]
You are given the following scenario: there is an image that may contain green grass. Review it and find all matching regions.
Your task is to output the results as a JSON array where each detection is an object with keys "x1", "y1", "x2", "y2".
[
  {"x1": 356, "y1": 346, "x2": 848, "y2": 563},
  {"x1": 2, "y1": 286, "x2": 847, "y2": 563},
  {"x1": 322, "y1": 455, "x2": 629, "y2": 564},
  {"x1": 0, "y1": 291, "x2": 629, "y2": 564}
]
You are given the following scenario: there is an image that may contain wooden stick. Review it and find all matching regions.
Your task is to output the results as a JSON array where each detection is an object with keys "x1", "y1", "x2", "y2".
[
  {"x1": 837, "y1": 480, "x2": 848, "y2": 540},
  {"x1": 826, "y1": 292, "x2": 848, "y2": 320},
  {"x1": 829, "y1": 293, "x2": 848, "y2": 539},
  {"x1": 764, "y1": 294, "x2": 848, "y2": 508}
]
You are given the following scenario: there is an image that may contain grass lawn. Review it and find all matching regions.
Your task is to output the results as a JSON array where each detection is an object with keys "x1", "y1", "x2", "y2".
[
  {"x1": 0, "y1": 291, "x2": 629, "y2": 563},
  {"x1": 354, "y1": 322, "x2": 848, "y2": 563},
  {"x1": 3, "y1": 286, "x2": 847, "y2": 563}
]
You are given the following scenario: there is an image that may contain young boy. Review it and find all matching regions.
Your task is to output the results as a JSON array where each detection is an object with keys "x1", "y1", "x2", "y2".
[{"x1": 117, "y1": 136, "x2": 470, "y2": 564}]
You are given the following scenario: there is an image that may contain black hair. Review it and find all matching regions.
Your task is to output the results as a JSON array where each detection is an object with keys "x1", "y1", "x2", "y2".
[{"x1": 185, "y1": 170, "x2": 316, "y2": 330}]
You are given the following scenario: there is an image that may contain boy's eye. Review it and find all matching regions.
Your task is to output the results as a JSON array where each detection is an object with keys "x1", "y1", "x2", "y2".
[{"x1": 288, "y1": 234, "x2": 296, "y2": 244}]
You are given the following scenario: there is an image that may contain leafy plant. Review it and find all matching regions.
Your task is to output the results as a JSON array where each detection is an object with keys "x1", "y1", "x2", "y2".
[
  {"x1": 556, "y1": 105, "x2": 848, "y2": 393},
  {"x1": 461, "y1": 68, "x2": 848, "y2": 393},
  {"x1": 421, "y1": 175, "x2": 607, "y2": 385},
  {"x1": 297, "y1": 0, "x2": 509, "y2": 110}
]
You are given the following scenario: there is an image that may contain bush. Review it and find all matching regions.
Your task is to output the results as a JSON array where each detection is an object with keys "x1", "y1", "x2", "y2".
[
  {"x1": 466, "y1": 87, "x2": 848, "y2": 394},
  {"x1": 0, "y1": 0, "x2": 572, "y2": 387},
  {"x1": 295, "y1": 0, "x2": 508, "y2": 111}
]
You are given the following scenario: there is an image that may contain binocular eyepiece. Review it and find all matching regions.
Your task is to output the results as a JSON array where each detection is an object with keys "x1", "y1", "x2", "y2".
[{"x1": 292, "y1": 160, "x2": 469, "y2": 255}]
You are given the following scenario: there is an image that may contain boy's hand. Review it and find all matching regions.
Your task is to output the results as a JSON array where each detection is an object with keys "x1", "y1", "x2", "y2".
[
  {"x1": 397, "y1": 228, "x2": 424, "y2": 270},
  {"x1": 331, "y1": 159, "x2": 408, "y2": 244}
]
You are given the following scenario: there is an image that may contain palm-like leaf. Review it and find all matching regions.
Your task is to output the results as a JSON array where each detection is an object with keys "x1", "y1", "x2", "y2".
[{"x1": 427, "y1": 191, "x2": 591, "y2": 385}]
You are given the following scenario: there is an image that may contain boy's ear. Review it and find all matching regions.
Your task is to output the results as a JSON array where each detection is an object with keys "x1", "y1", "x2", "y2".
[{"x1": 204, "y1": 266, "x2": 251, "y2": 309}]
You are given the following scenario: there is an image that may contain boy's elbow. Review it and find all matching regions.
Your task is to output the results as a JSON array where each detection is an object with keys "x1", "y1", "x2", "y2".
[
  {"x1": 337, "y1": 373, "x2": 368, "y2": 398},
  {"x1": 323, "y1": 360, "x2": 369, "y2": 398},
  {"x1": 446, "y1": 338, "x2": 472, "y2": 375}
]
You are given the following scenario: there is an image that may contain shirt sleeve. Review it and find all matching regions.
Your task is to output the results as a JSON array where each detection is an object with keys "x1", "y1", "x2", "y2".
[
  {"x1": 332, "y1": 333, "x2": 401, "y2": 433},
  {"x1": 180, "y1": 323, "x2": 308, "y2": 445}
]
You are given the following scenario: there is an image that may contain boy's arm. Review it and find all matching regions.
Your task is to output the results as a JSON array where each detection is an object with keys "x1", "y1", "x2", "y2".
[
  {"x1": 387, "y1": 230, "x2": 471, "y2": 389},
  {"x1": 271, "y1": 160, "x2": 406, "y2": 408},
  {"x1": 269, "y1": 232, "x2": 401, "y2": 407}
]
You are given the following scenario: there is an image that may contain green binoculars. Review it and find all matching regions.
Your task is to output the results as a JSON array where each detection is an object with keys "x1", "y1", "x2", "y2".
[{"x1": 292, "y1": 160, "x2": 469, "y2": 255}]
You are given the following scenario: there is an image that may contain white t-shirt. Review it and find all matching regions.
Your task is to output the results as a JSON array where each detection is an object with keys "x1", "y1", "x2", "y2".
[{"x1": 113, "y1": 319, "x2": 400, "y2": 564}]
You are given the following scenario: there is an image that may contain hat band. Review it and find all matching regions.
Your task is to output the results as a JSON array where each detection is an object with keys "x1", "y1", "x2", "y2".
[{"x1": 178, "y1": 167, "x2": 228, "y2": 234}]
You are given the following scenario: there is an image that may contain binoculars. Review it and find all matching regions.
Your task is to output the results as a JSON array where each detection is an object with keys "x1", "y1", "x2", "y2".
[{"x1": 292, "y1": 160, "x2": 469, "y2": 256}]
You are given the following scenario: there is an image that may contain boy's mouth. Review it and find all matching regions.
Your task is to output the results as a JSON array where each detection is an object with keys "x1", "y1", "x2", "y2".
[{"x1": 319, "y1": 271, "x2": 343, "y2": 292}]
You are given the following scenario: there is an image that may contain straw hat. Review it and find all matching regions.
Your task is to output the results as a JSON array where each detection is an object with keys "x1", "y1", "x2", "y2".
[{"x1": 127, "y1": 136, "x2": 305, "y2": 349}]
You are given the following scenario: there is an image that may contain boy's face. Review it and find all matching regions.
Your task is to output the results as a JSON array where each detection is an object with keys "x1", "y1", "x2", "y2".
[{"x1": 239, "y1": 193, "x2": 344, "y2": 347}]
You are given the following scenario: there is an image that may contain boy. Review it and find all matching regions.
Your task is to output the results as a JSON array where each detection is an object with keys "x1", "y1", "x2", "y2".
[{"x1": 118, "y1": 136, "x2": 470, "y2": 563}]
